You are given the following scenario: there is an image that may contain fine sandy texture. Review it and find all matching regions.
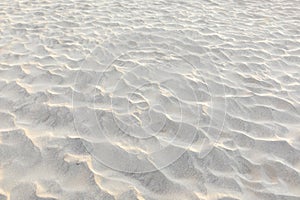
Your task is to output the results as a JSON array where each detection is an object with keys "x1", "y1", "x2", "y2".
[{"x1": 1, "y1": 0, "x2": 300, "y2": 200}]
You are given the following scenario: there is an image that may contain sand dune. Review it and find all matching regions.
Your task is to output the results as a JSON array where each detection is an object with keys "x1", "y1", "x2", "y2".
[{"x1": 0, "y1": 0, "x2": 300, "y2": 199}]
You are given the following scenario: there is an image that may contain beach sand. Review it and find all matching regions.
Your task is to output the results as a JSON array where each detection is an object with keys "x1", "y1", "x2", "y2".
[{"x1": 0, "y1": 0, "x2": 300, "y2": 199}]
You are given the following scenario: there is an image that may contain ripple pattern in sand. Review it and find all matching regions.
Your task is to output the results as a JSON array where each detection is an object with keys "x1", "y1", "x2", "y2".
[{"x1": 0, "y1": 0, "x2": 300, "y2": 200}]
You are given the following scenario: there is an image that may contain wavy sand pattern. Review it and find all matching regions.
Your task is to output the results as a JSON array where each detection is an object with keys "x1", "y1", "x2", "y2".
[{"x1": 0, "y1": 0, "x2": 300, "y2": 199}]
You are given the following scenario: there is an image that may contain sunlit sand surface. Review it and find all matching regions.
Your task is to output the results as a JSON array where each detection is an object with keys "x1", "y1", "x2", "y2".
[{"x1": 0, "y1": 0, "x2": 300, "y2": 199}]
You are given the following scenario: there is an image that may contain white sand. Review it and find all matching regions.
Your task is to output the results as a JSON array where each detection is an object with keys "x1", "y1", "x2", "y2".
[{"x1": 0, "y1": 0, "x2": 300, "y2": 199}]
